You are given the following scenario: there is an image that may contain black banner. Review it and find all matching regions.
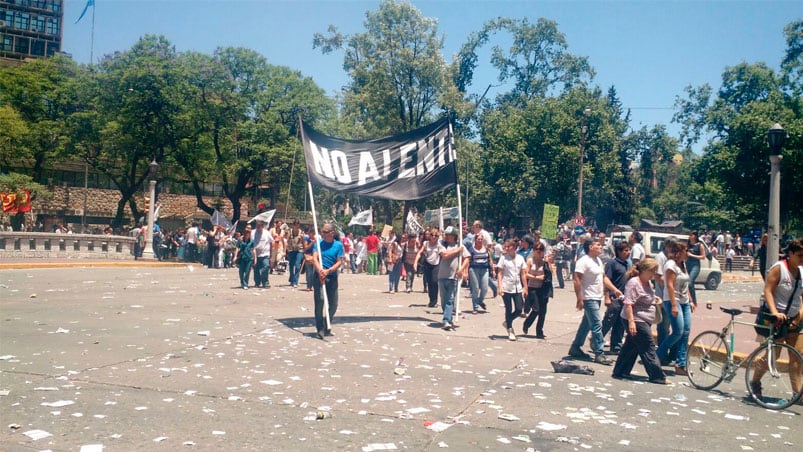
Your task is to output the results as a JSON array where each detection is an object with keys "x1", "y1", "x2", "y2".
[{"x1": 301, "y1": 118, "x2": 457, "y2": 200}]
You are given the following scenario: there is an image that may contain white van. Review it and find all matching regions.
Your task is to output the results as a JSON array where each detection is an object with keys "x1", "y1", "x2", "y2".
[{"x1": 611, "y1": 231, "x2": 722, "y2": 290}]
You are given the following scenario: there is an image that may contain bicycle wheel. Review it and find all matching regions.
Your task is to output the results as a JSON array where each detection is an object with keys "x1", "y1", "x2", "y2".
[
  {"x1": 744, "y1": 342, "x2": 803, "y2": 410},
  {"x1": 687, "y1": 331, "x2": 728, "y2": 390}
]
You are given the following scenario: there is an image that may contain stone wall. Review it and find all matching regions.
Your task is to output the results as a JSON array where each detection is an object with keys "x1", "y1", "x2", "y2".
[
  {"x1": 0, "y1": 232, "x2": 136, "y2": 260},
  {"x1": 33, "y1": 186, "x2": 249, "y2": 226}
]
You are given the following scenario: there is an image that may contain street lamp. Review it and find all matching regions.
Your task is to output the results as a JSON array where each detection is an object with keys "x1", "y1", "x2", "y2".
[
  {"x1": 577, "y1": 108, "x2": 591, "y2": 218},
  {"x1": 766, "y1": 123, "x2": 786, "y2": 269},
  {"x1": 142, "y1": 158, "x2": 159, "y2": 259}
]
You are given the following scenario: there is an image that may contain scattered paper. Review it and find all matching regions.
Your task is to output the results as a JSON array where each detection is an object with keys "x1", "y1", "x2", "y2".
[{"x1": 23, "y1": 429, "x2": 52, "y2": 440}]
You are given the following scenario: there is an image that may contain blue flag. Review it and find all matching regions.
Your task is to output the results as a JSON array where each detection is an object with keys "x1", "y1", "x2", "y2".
[{"x1": 75, "y1": 0, "x2": 95, "y2": 24}]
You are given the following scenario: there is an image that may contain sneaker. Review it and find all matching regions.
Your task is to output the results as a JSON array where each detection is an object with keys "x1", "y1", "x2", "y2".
[
  {"x1": 568, "y1": 346, "x2": 592, "y2": 360},
  {"x1": 442, "y1": 323, "x2": 454, "y2": 331},
  {"x1": 594, "y1": 354, "x2": 614, "y2": 366},
  {"x1": 508, "y1": 329, "x2": 517, "y2": 341},
  {"x1": 315, "y1": 331, "x2": 325, "y2": 340},
  {"x1": 535, "y1": 334, "x2": 546, "y2": 339},
  {"x1": 324, "y1": 329, "x2": 334, "y2": 337},
  {"x1": 674, "y1": 366, "x2": 688, "y2": 376},
  {"x1": 749, "y1": 380, "x2": 763, "y2": 399},
  {"x1": 479, "y1": 302, "x2": 487, "y2": 311}
]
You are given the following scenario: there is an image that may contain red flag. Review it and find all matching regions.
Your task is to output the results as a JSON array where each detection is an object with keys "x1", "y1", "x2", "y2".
[
  {"x1": 17, "y1": 189, "x2": 32, "y2": 213},
  {"x1": 1, "y1": 192, "x2": 17, "y2": 213}
]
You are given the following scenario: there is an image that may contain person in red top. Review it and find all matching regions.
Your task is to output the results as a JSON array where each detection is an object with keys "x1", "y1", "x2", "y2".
[{"x1": 364, "y1": 229, "x2": 381, "y2": 275}]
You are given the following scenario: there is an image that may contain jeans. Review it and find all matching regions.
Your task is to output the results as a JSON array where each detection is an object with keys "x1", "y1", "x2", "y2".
[
  {"x1": 423, "y1": 263, "x2": 439, "y2": 306},
  {"x1": 287, "y1": 251, "x2": 303, "y2": 286},
  {"x1": 439, "y1": 278, "x2": 458, "y2": 324},
  {"x1": 687, "y1": 259, "x2": 700, "y2": 303},
  {"x1": 403, "y1": 262, "x2": 416, "y2": 291},
  {"x1": 349, "y1": 253, "x2": 357, "y2": 273},
  {"x1": 601, "y1": 299, "x2": 625, "y2": 352},
  {"x1": 254, "y1": 256, "x2": 270, "y2": 288},
  {"x1": 468, "y1": 267, "x2": 489, "y2": 310},
  {"x1": 613, "y1": 320, "x2": 666, "y2": 382},
  {"x1": 657, "y1": 302, "x2": 692, "y2": 368},
  {"x1": 368, "y1": 252, "x2": 379, "y2": 275},
  {"x1": 305, "y1": 262, "x2": 314, "y2": 290},
  {"x1": 238, "y1": 258, "x2": 252, "y2": 288},
  {"x1": 313, "y1": 272, "x2": 338, "y2": 333},
  {"x1": 502, "y1": 292, "x2": 524, "y2": 329},
  {"x1": 571, "y1": 299, "x2": 604, "y2": 356},
  {"x1": 388, "y1": 262, "x2": 402, "y2": 291},
  {"x1": 523, "y1": 287, "x2": 550, "y2": 336},
  {"x1": 555, "y1": 263, "x2": 566, "y2": 288}
]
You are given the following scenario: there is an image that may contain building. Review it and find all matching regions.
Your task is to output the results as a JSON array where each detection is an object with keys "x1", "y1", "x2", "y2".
[{"x1": 0, "y1": 0, "x2": 63, "y2": 64}]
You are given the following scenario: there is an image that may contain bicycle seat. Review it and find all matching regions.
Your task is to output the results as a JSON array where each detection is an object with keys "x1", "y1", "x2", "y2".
[{"x1": 720, "y1": 307, "x2": 743, "y2": 316}]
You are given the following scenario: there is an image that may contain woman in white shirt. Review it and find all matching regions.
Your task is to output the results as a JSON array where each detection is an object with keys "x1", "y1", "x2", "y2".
[
  {"x1": 497, "y1": 239, "x2": 528, "y2": 341},
  {"x1": 656, "y1": 242, "x2": 693, "y2": 376}
]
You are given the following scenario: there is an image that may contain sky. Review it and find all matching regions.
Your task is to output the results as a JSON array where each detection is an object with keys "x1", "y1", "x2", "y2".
[{"x1": 61, "y1": 0, "x2": 798, "y2": 144}]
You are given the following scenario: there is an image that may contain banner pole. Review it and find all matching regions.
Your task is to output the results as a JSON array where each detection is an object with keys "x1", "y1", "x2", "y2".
[
  {"x1": 306, "y1": 181, "x2": 331, "y2": 330},
  {"x1": 455, "y1": 183, "x2": 464, "y2": 324}
]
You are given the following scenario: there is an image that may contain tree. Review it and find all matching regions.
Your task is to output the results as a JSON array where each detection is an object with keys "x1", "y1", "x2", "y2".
[
  {"x1": 0, "y1": 55, "x2": 80, "y2": 182},
  {"x1": 313, "y1": 0, "x2": 461, "y2": 224},
  {"x1": 71, "y1": 35, "x2": 189, "y2": 227},
  {"x1": 486, "y1": 17, "x2": 595, "y2": 105},
  {"x1": 177, "y1": 47, "x2": 333, "y2": 222}
]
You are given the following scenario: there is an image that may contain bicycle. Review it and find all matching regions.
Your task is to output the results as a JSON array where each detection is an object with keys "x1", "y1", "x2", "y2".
[{"x1": 686, "y1": 306, "x2": 803, "y2": 410}]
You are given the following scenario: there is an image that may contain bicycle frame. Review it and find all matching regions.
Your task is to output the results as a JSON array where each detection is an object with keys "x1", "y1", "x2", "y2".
[{"x1": 708, "y1": 308, "x2": 781, "y2": 381}]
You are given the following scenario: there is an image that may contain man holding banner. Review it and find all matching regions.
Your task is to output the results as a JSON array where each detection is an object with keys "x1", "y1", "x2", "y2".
[{"x1": 311, "y1": 224, "x2": 344, "y2": 339}]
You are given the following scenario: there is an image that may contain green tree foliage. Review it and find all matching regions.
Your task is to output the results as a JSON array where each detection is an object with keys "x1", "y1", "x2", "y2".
[
  {"x1": 0, "y1": 55, "x2": 80, "y2": 181},
  {"x1": 673, "y1": 52, "x2": 801, "y2": 230},
  {"x1": 177, "y1": 47, "x2": 333, "y2": 222},
  {"x1": 313, "y1": 0, "x2": 456, "y2": 136},
  {"x1": 71, "y1": 35, "x2": 188, "y2": 226}
]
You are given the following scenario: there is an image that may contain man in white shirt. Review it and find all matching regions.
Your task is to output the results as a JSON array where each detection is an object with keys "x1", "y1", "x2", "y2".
[
  {"x1": 186, "y1": 223, "x2": 199, "y2": 262},
  {"x1": 629, "y1": 231, "x2": 646, "y2": 265},
  {"x1": 252, "y1": 220, "x2": 274, "y2": 288},
  {"x1": 568, "y1": 240, "x2": 622, "y2": 365}
]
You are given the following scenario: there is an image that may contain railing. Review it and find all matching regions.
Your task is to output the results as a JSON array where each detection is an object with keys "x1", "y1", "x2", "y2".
[{"x1": 0, "y1": 232, "x2": 136, "y2": 260}]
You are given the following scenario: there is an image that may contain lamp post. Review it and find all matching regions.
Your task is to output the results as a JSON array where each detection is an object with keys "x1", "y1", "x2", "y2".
[
  {"x1": 577, "y1": 108, "x2": 591, "y2": 218},
  {"x1": 766, "y1": 123, "x2": 786, "y2": 270},
  {"x1": 142, "y1": 158, "x2": 159, "y2": 260}
]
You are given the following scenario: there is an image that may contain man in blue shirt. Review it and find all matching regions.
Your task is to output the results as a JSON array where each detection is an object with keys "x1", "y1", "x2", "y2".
[{"x1": 312, "y1": 224, "x2": 344, "y2": 340}]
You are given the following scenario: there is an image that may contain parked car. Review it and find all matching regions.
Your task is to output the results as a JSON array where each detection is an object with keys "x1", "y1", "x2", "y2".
[{"x1": 613, "y1": 231, "x2": 722, "y2": 290}]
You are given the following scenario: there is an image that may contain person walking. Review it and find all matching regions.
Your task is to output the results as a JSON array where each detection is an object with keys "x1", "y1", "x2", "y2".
[
  {"x1": 497, "y1": 239, "x2": 528, "y2": 341},
  {"x1": 365, "y1": 229, "x2": 380, "y2": 275},
  {"x1": 437, "y1": 226, "x2": 466, "y2": 331},
  {"x1": 415, "y1": 228, "x2": 441, "y2": 308},
  {"x1": 311, "y1": 224, "x2": 344, "y2": 340},
  {"x1": 756, "y1": 233, "x2": 769, "y2": 281},
  {"x1": 686, "y1": 231, "x2": 705, "y2": 304},
  {"x1": 460, "y1": 234, "x2": 494, "y2": 314},
  {"x1": 656, "y1": 242, "x2": 693, "y2": 376},
  {"x1": 386, "y1": 234, "x2": 403, "y2": 293},
  {"x1": 234, "y1": 230, "x2": 254, "y2": 289},
  {"x1": 725, "y1": 244, "x2": 736, "y2": 272},
  {"x1": 568, "y1": 240, "x2": 622, "y2": 365},
  {"x1": 602, "y1": 241, "x2": 631, "y2": 354},
  {"x1": 402, "y1": 233, "x2": 421, "y2": 293},
  {"x1": 522, "y1": 242, "x2": 552, "y2": 339},
  {"x1": 252, "y1": 220, "x2": 274, "y2": 288},
  {"x1": 286, "y1": 220, "x2": 305, "y2": 288},
  {"x1": 612, "y1": 258, "x2": 667, "y2": 384}
]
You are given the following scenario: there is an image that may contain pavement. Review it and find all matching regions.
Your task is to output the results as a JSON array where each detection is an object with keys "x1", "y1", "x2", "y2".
[{"x1": 0, "y1": 264, "x2": 799, "y2": 451}]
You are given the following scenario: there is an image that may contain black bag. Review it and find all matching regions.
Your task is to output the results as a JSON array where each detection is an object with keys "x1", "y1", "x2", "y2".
[{"x1": 754, "y1": 272, "x2": 798, "y2": 338}]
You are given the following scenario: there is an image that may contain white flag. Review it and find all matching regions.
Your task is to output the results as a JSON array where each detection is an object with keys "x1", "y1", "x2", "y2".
[
  {"x1": 406, "y1": 211, "x2": 424, "y2": 234},
  {"x1": 349, "y1": 209, "x2": 373, "y2": 226}
]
